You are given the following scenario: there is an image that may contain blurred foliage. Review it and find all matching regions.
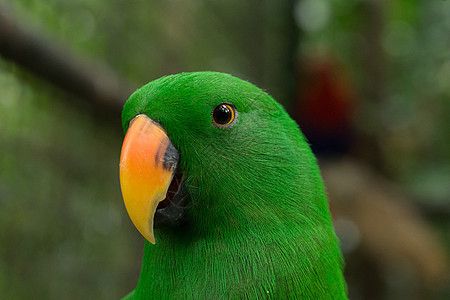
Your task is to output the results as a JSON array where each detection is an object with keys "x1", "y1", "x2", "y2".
[
  {"x1": 0, "y1": 0, "x2": 449, "y2": 299},
  {"x1": 295, "y1": 0, "x2": 450, "y2": 206},
  {"x1": 7, "y1": 0, "x2": 297, "y2": 106},
  {"x1": 0, "y1": 61, "x2": 142, "y2": 299}
]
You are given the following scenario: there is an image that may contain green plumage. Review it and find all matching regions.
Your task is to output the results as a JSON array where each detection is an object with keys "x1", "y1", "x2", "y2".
[{"x1": 121, "y1": 72, "x2": 347, "y2": 299}]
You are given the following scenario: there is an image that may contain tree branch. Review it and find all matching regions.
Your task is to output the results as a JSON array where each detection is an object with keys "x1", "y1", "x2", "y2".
[{"x1": 0, "y1": 4, "x2": 133, "y2": 117}]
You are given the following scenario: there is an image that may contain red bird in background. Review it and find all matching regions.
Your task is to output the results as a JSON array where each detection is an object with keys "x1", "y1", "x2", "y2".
[{"x1": 295, "y1": 57, "x2": 356, "y2": 156}]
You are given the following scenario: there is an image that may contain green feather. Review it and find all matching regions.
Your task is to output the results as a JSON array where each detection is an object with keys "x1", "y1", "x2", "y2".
[{"x1": 121, "y1": 72, "x2": 347, "y2": 299}]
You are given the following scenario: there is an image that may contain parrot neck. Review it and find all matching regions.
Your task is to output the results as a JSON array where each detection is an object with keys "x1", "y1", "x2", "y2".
[{"x1": 133, "y1": 196, "x2": 347, "y2": 299}]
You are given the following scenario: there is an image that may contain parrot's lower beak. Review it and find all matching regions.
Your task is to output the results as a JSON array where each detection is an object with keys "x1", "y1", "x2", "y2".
[{"x1": 119, "y1": 114, "x2": 179, "y2": 244}]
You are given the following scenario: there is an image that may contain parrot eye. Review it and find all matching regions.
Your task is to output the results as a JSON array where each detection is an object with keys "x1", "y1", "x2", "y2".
[{"x1": 211, "y1": 103, "x2": 237, "y2": 128}]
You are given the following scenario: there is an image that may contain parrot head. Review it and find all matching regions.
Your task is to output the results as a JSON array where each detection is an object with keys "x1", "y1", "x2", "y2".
[{"x1": 120, "y1": 71, "x2": 330, "y2": 244}]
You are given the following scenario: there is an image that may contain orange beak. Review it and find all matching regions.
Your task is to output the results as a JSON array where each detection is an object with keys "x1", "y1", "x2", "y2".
[{"x1": 119, "y1": 114, "x2": 179, "y2": 244}]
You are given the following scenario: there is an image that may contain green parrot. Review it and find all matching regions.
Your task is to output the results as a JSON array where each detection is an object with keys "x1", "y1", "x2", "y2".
[{"x1": 119, "y1": 72, "x2": 347, "y2": 299}]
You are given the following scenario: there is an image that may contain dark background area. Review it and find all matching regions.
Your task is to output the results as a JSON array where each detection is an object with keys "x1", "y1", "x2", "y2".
[{"x1": 0, "y1": 0, "x2": 449, "y2": 299}]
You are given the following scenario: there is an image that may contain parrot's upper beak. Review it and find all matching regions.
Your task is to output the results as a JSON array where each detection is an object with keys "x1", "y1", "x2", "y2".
[{"x1": 119, "y1": 114, "x2": 179, "y2": 244}]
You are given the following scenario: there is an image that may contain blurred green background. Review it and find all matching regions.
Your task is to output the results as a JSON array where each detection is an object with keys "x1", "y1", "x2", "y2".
[{"x1": 0, "y1": 0, "x2": 449, "y2": 299}]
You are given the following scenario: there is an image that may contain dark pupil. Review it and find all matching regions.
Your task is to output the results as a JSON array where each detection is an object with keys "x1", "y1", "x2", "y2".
[{"x1": 213, "y1": 105, "x2": 232, "y2": 125}]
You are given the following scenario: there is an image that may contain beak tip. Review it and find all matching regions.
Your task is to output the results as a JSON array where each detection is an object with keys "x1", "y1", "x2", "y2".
[{"x1": 146, "y1": 231, "x2": 156, "y2": 244}]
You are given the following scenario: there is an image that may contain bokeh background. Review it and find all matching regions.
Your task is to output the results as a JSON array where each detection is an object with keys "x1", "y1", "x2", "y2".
[{"x1": 0, "y1": 0, "x2": 449, "y2": 299}]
